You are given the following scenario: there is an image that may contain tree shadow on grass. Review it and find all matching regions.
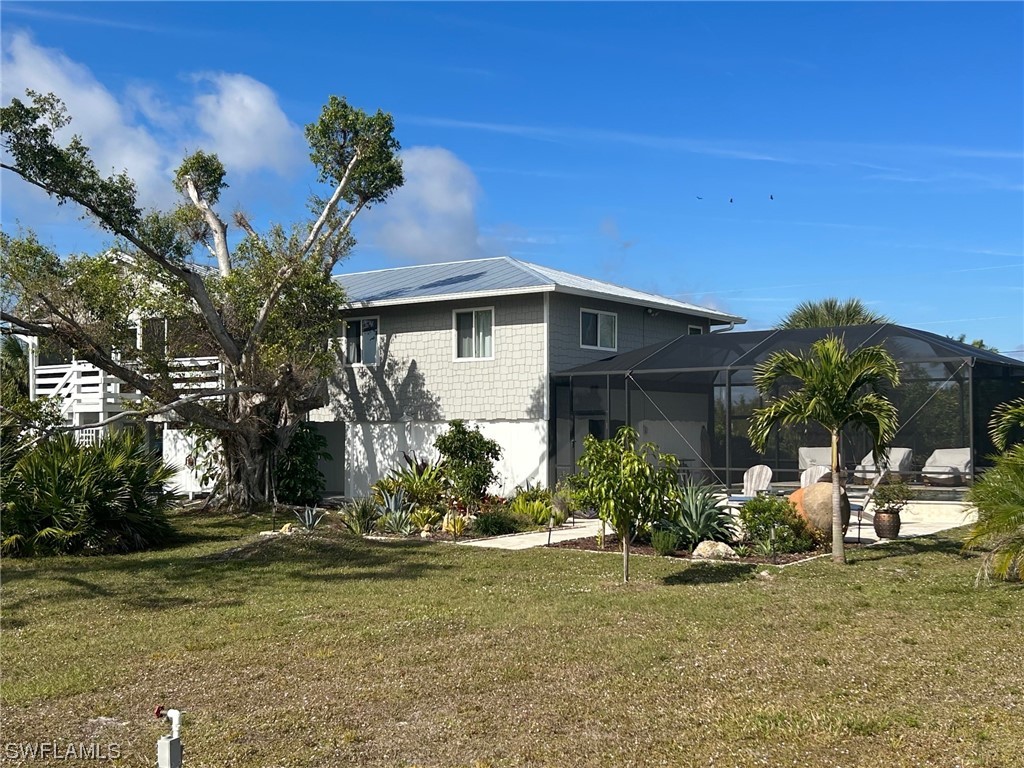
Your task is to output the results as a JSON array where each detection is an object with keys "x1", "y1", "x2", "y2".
[
  {"x1": 662, "y1": 562, "x2": 757, "y2": 586},
  {"x1": 848, "y1": 533, "x2": 975, "y2": 565},
  {"x1": 2, "y1": 533, "x2": 453, "y2": 615}
]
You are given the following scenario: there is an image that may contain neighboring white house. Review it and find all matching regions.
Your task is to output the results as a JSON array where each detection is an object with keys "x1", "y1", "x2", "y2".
[
  {"x1": 22, "y1": 256, "x2": 744, "y2": 499},
  {"x1": 312, "y1": 257, "x2": 744, "y2": 497}
]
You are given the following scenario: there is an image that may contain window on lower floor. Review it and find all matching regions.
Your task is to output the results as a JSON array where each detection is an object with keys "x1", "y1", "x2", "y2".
[
  {"x1": 581, "y1": 309, "x2": 617, "y2": 351},
  {"x1": 454, "y1": 308, "x2": 493, "y2": 359},
  {"x1": 344, "y1": 317, "x2": 379, "y2": 365}
]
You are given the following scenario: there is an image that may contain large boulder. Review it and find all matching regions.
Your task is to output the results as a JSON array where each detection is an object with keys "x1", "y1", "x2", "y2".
[
  {"x1": 692, "y1": 541, "x2": 739, "y2": 560},
  {"x1": 789, "y1": 482, "x2": 850, "y2": 535}
]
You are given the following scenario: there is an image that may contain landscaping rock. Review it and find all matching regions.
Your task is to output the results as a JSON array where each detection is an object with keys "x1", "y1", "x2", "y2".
[
  {"x1": 789, "y1": 482, "x2": 850, "y2": 535},
  {"x1": 692, "y1": 541, "x2": 739, "y2": 560}
]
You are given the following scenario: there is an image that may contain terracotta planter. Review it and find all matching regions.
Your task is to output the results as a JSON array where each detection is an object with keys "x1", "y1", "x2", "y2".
[{"x1": 873, "y1": 510, "x2": 902, "y2": 539}]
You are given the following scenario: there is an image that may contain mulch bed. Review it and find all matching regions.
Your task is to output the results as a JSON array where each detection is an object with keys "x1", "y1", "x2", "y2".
[{"x1": 547, "y1": 535, "x2": 866, "y2": 566}]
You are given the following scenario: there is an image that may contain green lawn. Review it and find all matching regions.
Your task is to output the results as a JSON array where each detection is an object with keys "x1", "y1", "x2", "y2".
[{"x1": 1, "y1": 510, "x2": 1021, "y2": 768}]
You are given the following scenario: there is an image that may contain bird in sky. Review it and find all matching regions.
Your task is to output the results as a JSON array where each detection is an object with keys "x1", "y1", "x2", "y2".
[
  {"x1": 696, "y1": 195, "x2": 703, "y2": 200},
  {"x1": 729, "y1": 197, "x2": 734, "y2": 203},
  {"x1": 770, "y1": 194, "x2": 774, "y2": 200}
]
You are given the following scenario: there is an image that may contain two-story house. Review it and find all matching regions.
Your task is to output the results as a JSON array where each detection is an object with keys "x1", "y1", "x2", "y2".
[{"x1": 311, "y1": 256, "x2": 744, "y2": 497}]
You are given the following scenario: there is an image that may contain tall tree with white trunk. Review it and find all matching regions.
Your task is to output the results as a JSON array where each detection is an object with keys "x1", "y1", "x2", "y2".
[{"x1": 1, "y1": 91, "x2": 403, "y2": 509}]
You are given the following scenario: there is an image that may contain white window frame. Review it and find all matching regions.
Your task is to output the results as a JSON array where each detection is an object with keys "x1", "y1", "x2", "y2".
[
  {"x1": 688, "y1": 325, "x2": 704, "y2": 336},
  {"x1": 580, "y1": 308, "x2": 618, "y2": 352},
  {"x1": 452, "y1": 307, "x2": 495, "y2": 362},
  {"x1": 342, "y1": 316, "x2": 380, "y2": 367}
]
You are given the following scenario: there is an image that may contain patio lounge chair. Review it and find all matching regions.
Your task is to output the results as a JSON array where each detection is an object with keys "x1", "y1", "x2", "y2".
[
  {"x1": 852, "y1": 447, "x2": 913, "y2": 483},
  {"x1": 921, "y1": 448, "x2": 971, "y2": 486},
  {"x1": 798, "y1": 447, "x2": 834, "y2": 471},
  {"x1": 727, "y1": 464, "x2": 773, "y2": 506},
  {"x1": 801, "y1": 465, "x2": 830, "y2": 487}
]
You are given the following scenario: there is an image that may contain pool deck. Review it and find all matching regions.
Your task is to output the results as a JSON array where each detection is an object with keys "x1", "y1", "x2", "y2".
[{"x1": 459, "y1": 501, "x2": 977, "y2": 551}]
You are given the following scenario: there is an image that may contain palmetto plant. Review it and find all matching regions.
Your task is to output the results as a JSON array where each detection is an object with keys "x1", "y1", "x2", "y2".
[
  {"x1": 988, "y1": 397, "x2": 1024, "y2": 451},
  {"x1": 1, "y1": 430, "x2": 177, "y2": 556},
  {"x1": 964, "y1": 444, "x2": 1024, "y2": 582},
  {"x1": 748, "y1": 334, "x2": 900, "y2": 564}
]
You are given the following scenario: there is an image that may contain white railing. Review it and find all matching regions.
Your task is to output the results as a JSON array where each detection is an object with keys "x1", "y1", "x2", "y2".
[
  {"x1": 76, "y1": 427, "x2": 103, "y2": 447},
  {"x1": 33, "y1": 356, "x2": 223, "y2": 425}
]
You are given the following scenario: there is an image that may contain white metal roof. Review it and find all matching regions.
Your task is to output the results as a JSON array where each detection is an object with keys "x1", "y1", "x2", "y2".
[{"x1": 334, "y1": 256, "x2": 744, "y2": 324}]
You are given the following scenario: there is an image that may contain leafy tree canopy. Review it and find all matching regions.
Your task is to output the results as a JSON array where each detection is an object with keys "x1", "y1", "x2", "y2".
[{"x1": 1, "y1": 90, "x2": 403, "y2": 508}]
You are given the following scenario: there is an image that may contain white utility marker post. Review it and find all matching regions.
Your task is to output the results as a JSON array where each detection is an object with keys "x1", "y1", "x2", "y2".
[{"x1": 155, "y1": 706, "x2": 183, "y2": 768}]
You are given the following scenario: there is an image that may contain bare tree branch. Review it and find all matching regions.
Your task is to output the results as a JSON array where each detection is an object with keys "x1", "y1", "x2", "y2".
[
  {"x1": 299, "y1": 150, "x2": 360, "y2": 257},
  {"x1": 183, "y1": 176, "x2": 231, "y2": 276}
]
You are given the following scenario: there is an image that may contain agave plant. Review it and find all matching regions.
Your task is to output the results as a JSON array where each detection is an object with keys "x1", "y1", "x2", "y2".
[
  {"x1": 294, "y1": 505, "x2": 325, "y2": 530},
  {"x1": 659, "y1": 480, "x2": 735, "y2": 551},
  {"x1": 337, "y1": 498, "x2": 380, "y2": 536}
]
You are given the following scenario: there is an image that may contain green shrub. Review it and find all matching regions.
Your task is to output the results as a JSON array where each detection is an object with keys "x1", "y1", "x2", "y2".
[
  {"x1": 650, "y1": 528, "x2": 680, "y2": 556},
  {"x1": 473, "y1": 508, "x2": 533, "y2": 537},
  {"x1": 738, "y1": 495, "x2": 816, "y2": 554},
  {"x1": 275, "y1": 423, "x2": 331, "y2": 506},
  {"x1": 434, "y1": 420, "x2": 502, "y2": 506},
  {"x1": 1, "y1": 430, "x2": 177, "y2": 556}
]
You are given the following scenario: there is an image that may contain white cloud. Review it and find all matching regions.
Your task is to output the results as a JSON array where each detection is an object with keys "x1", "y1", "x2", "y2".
[
  {"x1": 362, "y1": 146, "x2": 484, "y2": 263},
  {"x1": 1, "y1": 31, "x2": 170, "y2": 207},
  {"x1": 1, "y1": 32, "x2": 305, "y2": 220},
  {"x1": 192, "y1": 73, "x2": 304, "y2": 176}
]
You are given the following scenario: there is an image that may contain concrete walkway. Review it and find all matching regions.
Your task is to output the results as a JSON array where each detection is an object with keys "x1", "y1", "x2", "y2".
[
  {"x1": 458, "y1": 517, "x2": 611, "y2": 550},
  {"x1": 459, "y1": 502, "x2": 976, "y2": 551}
]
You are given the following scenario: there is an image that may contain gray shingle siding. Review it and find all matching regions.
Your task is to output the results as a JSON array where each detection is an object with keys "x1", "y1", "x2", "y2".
[
  {"x1": 547, "y1": 293, "x2": 708, "y2": 373},
  {"x1": 312, "y1": 294, "x2": 546, "y2": 424}
]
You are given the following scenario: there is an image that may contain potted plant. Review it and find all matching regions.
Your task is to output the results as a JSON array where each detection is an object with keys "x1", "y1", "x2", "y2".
[{"x1": 872, "y1": 478, "x2": 913, "y2": 539}]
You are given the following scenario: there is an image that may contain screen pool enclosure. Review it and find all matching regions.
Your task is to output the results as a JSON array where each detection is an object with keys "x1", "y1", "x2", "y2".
[{"x1": 550, "y1": 324, "x2": 1024, "y2": 489}]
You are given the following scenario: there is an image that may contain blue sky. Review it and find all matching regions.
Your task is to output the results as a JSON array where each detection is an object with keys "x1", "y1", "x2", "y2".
[{"x1": 3, "y1": 2, "x2": 1022, "y2": 356}]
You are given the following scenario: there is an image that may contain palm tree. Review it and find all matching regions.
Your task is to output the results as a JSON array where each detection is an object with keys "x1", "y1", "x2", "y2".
[
  {"x1": 748, "y1": 334, "x2": 900, "y2": 563},
  {"x1": 777, "y1": 298, "x2": 889, "y2": 329}
]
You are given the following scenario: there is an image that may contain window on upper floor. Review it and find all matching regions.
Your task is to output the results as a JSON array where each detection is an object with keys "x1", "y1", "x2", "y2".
[
  {"x1": 454, "y1": 308, "x2": 493, "y2": 360},
  {"x1": 344, "y1": 317, "x2": 379, "y2": 365},
  {"x1": 688, "y1": 325, "x2": 704, "y2": 335},
  {"x1": 580, "y1": 309, "x2": 617, "y2": 351}
]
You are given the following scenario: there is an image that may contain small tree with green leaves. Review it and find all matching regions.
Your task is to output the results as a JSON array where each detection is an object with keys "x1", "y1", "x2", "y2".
[
  {"x1": 577, "y1": 426, "x2": 680, "y2": 583},
  {"x1": 749, "y1": 334, "x2": 900, "y2": 564},
  {"x1": 434, "y1": 420, "x2": 502, "y2": 509}
]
